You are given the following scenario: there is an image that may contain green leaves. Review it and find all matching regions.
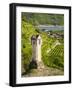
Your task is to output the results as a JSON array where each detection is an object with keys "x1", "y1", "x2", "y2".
[
  {"x1": 45, "y1": 45, "x2": 64, "y2": 70},
  {"x1": 21, "y1": 14, "x2": 64, "y2": 74},
  {"x1": 22, "y1": 13, "x2": 64, "y2": 26}
]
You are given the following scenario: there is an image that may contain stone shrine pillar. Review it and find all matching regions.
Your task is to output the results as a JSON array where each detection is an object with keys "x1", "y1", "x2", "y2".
[{"x1": 30, "y1": 35, "x2": 44, "y2": 69}]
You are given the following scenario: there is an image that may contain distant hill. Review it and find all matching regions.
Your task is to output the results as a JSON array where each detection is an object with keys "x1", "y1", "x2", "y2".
[{"x1": 22, "y1": 13, "x2": 64, "y2": 26}]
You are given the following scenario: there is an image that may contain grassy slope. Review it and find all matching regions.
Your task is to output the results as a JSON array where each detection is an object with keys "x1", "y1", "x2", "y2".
[{"x1": 21, "y1": 20, "x2": 64, "y2": 73}]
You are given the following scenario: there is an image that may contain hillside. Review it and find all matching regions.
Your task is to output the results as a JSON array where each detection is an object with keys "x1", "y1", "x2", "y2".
[
  {"x1": 21, "y1": 13, "x2": 64, "y2": 76},
  {"x1": 22, "y1": 13, "x2": 64, "y2": 26}
]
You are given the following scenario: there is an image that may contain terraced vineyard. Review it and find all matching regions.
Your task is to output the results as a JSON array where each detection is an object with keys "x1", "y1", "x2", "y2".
[{"x1": 21, "y1": 13, "x2": 64, "y2": 76}]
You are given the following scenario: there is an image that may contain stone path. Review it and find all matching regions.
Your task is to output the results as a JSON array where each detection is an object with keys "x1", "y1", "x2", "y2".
[{"x1": 22, "y1": 66, "x2": 64, "y2": 77}]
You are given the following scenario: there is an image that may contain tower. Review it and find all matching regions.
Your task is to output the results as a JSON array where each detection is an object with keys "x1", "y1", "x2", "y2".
[
  {"x1": 31, "y1": 35, "x2": 37, "y2": 62},
  {"x1": 30, "y1": 35, "x2": 44, "y2": 69},
  {"x1": 36, "y1": 35, "x2": 42, "y2": 62}
]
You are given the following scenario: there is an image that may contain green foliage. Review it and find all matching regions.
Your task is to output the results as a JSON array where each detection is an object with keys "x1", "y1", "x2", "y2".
[
  {"x1": 43, "y1": 45, "x2": 64, "y2": 70},
  {"x1": 21, "y1": 21, "x2": 39, "y2": 72},
  {"x1": 22, "y1": 13, "x2": 64, "y2": 26},
  {"x1": 21, "y1": 13, "x2": 64, "y2": 73}
]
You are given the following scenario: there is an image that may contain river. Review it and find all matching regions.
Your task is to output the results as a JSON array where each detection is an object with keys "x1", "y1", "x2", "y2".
[{"x1": 35, "y1": 25, "x2": 64, "y2": 31}]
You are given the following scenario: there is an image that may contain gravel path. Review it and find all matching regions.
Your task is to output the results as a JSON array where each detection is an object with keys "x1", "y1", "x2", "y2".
[{"x1": 22, "y1": 67, "x2": 64, "y2": 77}]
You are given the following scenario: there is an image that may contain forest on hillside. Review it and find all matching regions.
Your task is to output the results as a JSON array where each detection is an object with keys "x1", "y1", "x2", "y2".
[
  {"x1": 21, "y1": 12, "x2": 64, "y2": 76},
  {"x1": 22, "y1": 13, "x2": 64, "y2": 26}
]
